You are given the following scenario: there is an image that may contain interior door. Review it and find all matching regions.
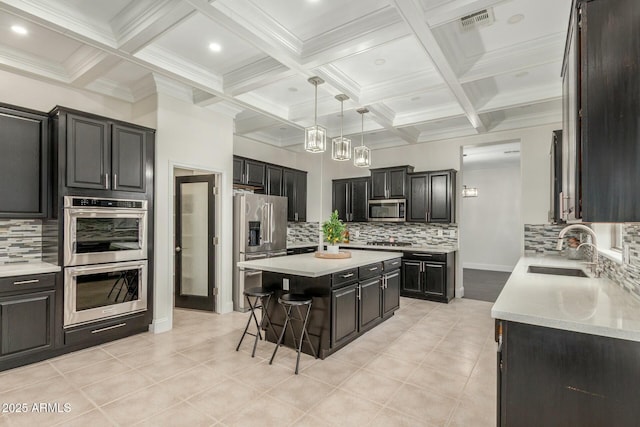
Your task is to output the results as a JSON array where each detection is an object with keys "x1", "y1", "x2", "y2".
[{"x1": 175, "y1": 175, "x2": 216, "y2": 311}]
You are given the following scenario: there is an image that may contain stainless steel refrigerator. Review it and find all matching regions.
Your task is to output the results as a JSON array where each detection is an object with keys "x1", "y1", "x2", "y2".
[{"x1": 233, "y1": 193, "x2": 288, "y2": 311}]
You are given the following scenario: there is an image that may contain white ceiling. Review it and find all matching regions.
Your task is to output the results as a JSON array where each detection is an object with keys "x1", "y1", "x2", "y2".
[{"x1": 0, "y1": 0, "x2": 570, "y2": 151}]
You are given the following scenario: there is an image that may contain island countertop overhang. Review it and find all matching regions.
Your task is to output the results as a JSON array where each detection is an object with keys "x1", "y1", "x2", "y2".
[{"x1": 237, "y1": 250, "x2": 401, "y2": 277}]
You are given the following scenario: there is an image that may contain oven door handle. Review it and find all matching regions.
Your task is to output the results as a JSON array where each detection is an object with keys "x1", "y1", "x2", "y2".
[{"x1": 68, "y1": 262, "x2": 147, "y2": 275}]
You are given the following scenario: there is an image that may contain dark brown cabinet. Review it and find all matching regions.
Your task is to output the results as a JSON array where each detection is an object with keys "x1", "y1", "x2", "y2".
[
  {"x1": 408, "y1": 170, "x2": 455, "y2": 223},
  {"x1": 332, "y1": 177, "x2": 369, "y2": 222},
  {"x1": 382, "y1": 269, "x2": 400, "y2": 316},
  {"x1": 233, "y1": 157, "x2": 265, "y2": 188},
  {"x1": 266, "y1": 165, "x2": 283, "y2": 196},
  {"x1": 0, "y1": 273, "x2": 57, "y2": 370},
  {"x1": 401, "y1": 252, "x2": 454, "y2": 303},
  {"x1": 562, "y1": 0, "x2": 640, "y2": 222},
  {"x1": 370, "y1": 166, "x2": 413, "y2": 200},
  {"x1": 331, "y1": 283, "x2": 358, "y2": 346},
  {"x1": 283, "y1": 168, "x2": 307, "y2": 222},
  {"x1": 0, "y1": 104, "x2": 49, "y2": 218},
  {"x1": 359, "y1": 277, "x2": 382, "y2": 330},
  {"x1": 233, "y1": 157, "x2": 243, "y2": 184},
  {"x1": 58, "y1": 109, "x2": 152, "y2": 193}
]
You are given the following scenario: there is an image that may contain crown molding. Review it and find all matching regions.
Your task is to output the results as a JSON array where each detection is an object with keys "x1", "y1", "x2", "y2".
[
  {"x1": 85, "y1": 78, "x2": 135, "y2": 102},
  {"x1": 152, "y1": 73, "x2": 193, "y2": 103},
  {"x1": 223, "y1": 56, "x2": 293, "y2": 96},
  {"x1": 0, "y1": 45, "x2": 69, "y2": 82}
]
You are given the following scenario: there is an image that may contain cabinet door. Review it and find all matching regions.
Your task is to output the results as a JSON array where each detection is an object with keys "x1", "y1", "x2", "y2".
[
  {"x1": 0, "y1": 290, "x2": 55, "y2": 358},
  {"x1": 0, "y1": 107, "x2": 48, "y2": 218},
  {"x1": 401, "y1": 261, "x2": 422, "y2": 294},
  {"x1": 331, "y1": 284, "x2": 358, "y2": 346},
  {"x1": 266, "y1": 165, "x2": 283, "y2": 196},
  {"x1": 332, "y1": 180, "x2": 349, "y2": 221},
  {"x1": 295, "y1": 171, "x2": 307, "y2": 222},
  {"x1": 388, "y1": 168, "x2": 407, "y2": 199},
  {"x1": 408, "y1": 174, "x2": 428, "y2": 222},
  {"x1": 112, "y1": 124, "x2": 147, "y2": 192},
  {"x1": 428, "y1": 171, "x2": 453, "y2": 223},
  {"x1": 424, "y1": 263, "x2": 445, "y2": 297},
  {"x1": 66, "y1": 113, "x2": 110, "y2": 190},
  {"x1": 350, "y1": 179, "x2": 369, "y2": 222},
  {"x1": 244, "y1": 160, "x2": 265, "y2": 187},
  {"x1": 233, "y1": 158, "x2": 244, "y2": 184},
  {"x1": 283, "y1": 169, "x2": 295, "y2": 221},
  {"x1": 370, "y1": 170, "x2": 388, "y2": 199},
  {"x1": 383, "y1": 270, "x2": 401, "y2": 315},
  {"x1": 359, "y1": 278, "x2": 382, "y2": 330}
]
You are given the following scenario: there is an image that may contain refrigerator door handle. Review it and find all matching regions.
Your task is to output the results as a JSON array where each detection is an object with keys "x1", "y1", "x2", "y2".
[
  {"x1": 270, "y1": 203, "x2": 275, "y2": 244},
  {"x1": 261, "y1": 203, "x2": 270, "y2": 243}
]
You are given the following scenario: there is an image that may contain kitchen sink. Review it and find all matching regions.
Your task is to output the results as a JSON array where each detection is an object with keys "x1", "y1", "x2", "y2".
[{"x1": 527, "y1": 265, "x2": 589, "y2": 278}]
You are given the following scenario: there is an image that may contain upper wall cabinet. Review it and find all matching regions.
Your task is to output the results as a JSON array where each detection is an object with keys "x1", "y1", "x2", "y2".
[
  {"x1": 332, "y1": 177, "x2": 369, "y2": 222},
  {"x1": 54, "y1": 108, "x2": 153, "y2": 194},
  {"x1": 370, "y1": 166, "x2": 414, "y2": 200},
  {"x1": 233, "y1": 157, "x2": 265, "y2": 188},
  {"x1": 562, "y1": 0, "x2": 640, "y2": 222},
  {"x1": 283, "y1": 168, "x2": 307, "y2": 222},
  {"x1": 408, "y1": 170, "x2": 456, "y2": 223},
  {"x1": 0, "y1": 104, "x2": 49, "y2": 218}
]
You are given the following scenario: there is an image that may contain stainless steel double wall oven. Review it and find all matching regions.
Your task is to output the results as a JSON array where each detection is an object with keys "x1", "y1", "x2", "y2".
[{"x1": 63, "y1": 196, "x2": 148, "y2": 327}]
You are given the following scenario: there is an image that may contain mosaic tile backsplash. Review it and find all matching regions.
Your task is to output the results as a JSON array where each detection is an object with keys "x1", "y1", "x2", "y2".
[
  {"x1": 0, "y1": 219, "x2": 43, "y2": 264},
  {"x1": 287, "y1": 221, "x2": 458, "y2": 247},
  {"x1": 525, "y1": 223, "x2": 640, "y2": 300}
]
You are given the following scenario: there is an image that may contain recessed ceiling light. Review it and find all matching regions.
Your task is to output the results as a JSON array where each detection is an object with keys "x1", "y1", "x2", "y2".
[
  {"x1": 411, "y1": 96, "x2": 421, "y2": 101},
  {"x1": 288, "y1": 87, "x2": 298, "y2": 92},
  {"x1": 208, "y1": 42, "x2": 222, "y2": 52},
  {"x1": 507, "y1": 14, "x2": 524, "y2": 24},
  {"x1": 374, "y1": 58, "x2": 386, "y2": 66},
  {"x1": 515, "y1": 71, "x2": 529, "y2": 78},
  {"x1": 11, "y1": 25, "x2": 28, "y2": 35}
]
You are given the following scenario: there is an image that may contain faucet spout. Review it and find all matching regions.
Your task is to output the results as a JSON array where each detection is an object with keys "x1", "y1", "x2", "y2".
[{"x1": 557, "y1": 224, "x2": 598, "y2": 250}]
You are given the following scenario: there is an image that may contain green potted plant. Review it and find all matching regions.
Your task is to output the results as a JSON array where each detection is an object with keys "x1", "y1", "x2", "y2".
[{"x1": 322, "y1": 210, "x2": 346, "y2": 254}]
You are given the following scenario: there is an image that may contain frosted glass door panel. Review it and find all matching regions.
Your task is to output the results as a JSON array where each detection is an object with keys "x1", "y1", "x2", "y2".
[{"x1": 180, "y1": 181, "x2": 208, "y2": 297}]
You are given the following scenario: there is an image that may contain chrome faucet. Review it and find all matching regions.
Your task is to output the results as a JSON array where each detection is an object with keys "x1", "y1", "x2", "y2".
[{"x1": 557, "y1": 224, "x2": 601, "y2": 277}]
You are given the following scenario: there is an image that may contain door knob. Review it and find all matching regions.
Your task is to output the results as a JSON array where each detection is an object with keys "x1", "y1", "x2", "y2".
[{"x1": 175, "y1": 246, "x2": 181, "y2": 253}]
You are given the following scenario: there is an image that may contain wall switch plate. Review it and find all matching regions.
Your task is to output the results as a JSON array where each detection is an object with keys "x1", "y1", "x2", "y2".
[
  {"x1": 449, "y1": 230, "x2": 456, "y2": 238},
  {"x1": 623, "y1": 244, "x2": 631, "y2": 264},
  {"x1": 283, "y1": 278, "x2": 290, "y2": 291},
  {"x1": 437, "y1": 230, "x2": 443, "y2": 237}
]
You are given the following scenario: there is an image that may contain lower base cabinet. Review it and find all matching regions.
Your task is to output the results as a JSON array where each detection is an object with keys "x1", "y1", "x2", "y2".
[
  {"x1": 382, "y1": 269, "x2": 401, "y2": 315},
  {"x1": 401, "y1": 252, "x2": 454, "y2": 303},
  {"x1": 0, "y1": 290, "x2": 55, "y2": 358},
  {"x1": 331, "y1": 284, "x2": 358, "y2": 347}
]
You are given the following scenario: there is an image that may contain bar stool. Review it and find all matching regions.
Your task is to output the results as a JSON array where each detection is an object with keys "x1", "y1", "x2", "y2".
[
  {"x1": 269, "y1": 293, "x2": 317, "y2": 374},
  {"x1": 236, "y1": 287, "x2": 277, "y2": 357}
]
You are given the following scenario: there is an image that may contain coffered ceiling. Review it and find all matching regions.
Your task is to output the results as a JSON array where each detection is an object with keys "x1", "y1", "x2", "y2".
[{"x1": 0, "y1": 0, "x2": 570, "y2": 151}]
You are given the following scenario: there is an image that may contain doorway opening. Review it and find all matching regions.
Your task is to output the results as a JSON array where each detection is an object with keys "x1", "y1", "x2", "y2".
[
  {"x1": 460, "y1": 141, "x2": 522, "y2": 302},
  {"x1": 173, "y1": 167, "x2": 220, "y2": 312}
]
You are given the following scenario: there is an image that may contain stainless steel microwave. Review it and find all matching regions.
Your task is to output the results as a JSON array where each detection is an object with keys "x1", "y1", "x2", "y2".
[{"x1": 368, "y1": 199, "x2": 406, "y2": 222}]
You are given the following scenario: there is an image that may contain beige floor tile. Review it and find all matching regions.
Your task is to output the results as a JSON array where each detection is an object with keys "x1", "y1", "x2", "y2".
[
  {"x1": 187, "y1": 377, "x2": 260, "y2": 421},
  {"x1": 223, "y1": 394, "x2": 304, "y2": 427},
  {"x1": 267, "y1": 374, "x2": 334, "y2": 412},
  {"x1": 0, "y1": 362, "x2": 61, "y2": 393},
  {"x1": 307, "y1": 389, "x2": 383, "y2": 426},
  {"x1": 101, "y1": 333, "x2": 153, "y2": 357},
  {"x1": 157, "y1": 364, "x2": 229, "y2": 401},
  {"x1": 363, "y1": 353, "x2": 417, "y2": 382},
  {"x1": 203, "y1": 351, "x2": 266, "y2": 376},
  {"x1": 49, "y1": 347, "x2": 114, "y2": 374},
  {"x1": 422, "y1": 350, "x2": 477, "y2": 379},
  {"x1": 81, "y1": 370, "x2": 156, "y2": 407},
  {"x1": 57, "y1": 409, "x2": 114, "y2": 427},
  {"x1": 389, "y1": 383, "x2": 457, "y2": 426},
  {"x1": 101, "y1": 384, "x2": 179, "y2": 425},
  {"x1": 136, "y1": 353, "x2": 196, "y2": 382},
  {"x1": 406, "y1": 364, "x2": 469, "y2": 399},
  {"x1": 370, "y1": 407, "x2": 435, "y2": 427},
  {"x1": 330, "y1": 345, "x2": 379, "y2": 368},
  {"x1": 234, "y1": 359, "x2": 293, "y2": 391},
  {"x1": 180, "y1": 339, "x2": 237, "y2": 363},
  {"x1": 290, "y1": 413, "x2": 336, "y2": 427},
  {"x1": 269, "y1": 345, "x2": 320, "y2": 372},
  {"x1": 447, "y1": 396, "x2": 496, "y2": 427},
  {"x1": 63, "y1": 358, "x2": 132, "y2": 388},
  {"x1": 114, "y1": 342, "x2": 178, "y2": 369},
  {"x1": 435, "y1": 339, "x2": 484, "y2": 362},
  {"x1": 339, "y1": 369, "x2": 402, "y2": 405},
  {"x1": 137, "y1": 402, "x2": 217, "y2": 427},
  {"x1": 5, "y1": 389, "x2": 96, "y2": 427},
  {"x1": 301, "y1": 358, "x2": 358, "y2": 387}
]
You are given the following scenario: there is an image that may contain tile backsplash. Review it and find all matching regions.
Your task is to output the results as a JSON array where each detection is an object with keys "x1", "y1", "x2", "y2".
[
  {"x1": 0, "y1": 219, "x2": 43, "y2": 264},
  {"x1": 524, "y1": 224, "x2": 580, "y2": 254},
  {"x1": 287, "y1": 221, "x2": 458, "y2": 247}
]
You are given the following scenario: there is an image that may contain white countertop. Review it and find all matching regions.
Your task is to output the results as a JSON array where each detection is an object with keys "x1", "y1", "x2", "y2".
[
  {"x1": 237, "y1": 250, "x2": 401, "y2": 277},
  {"x1": 0, "y1": 261, "x2": 61, "y2": 278},
  {"x1": 286, "y1": 242, "x2": 318, "y2": 249},
  {"x1": 492, "y1": 255, "x2": 640, "y2": 342},
  {"x1": 338, "y1": 243, "x2": 457, "y2": 253}
]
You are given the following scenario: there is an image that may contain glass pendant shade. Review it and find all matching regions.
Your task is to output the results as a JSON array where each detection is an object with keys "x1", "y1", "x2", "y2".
[
  {"x1": 332, "y1": 94, "x2": 351, "y2": 161},
  {"x1": 354, "y1": 107, "x2": 371, "y2": 167},
  {"x1": 305, "y1": 76, "x2": 326, "y2": 153}
]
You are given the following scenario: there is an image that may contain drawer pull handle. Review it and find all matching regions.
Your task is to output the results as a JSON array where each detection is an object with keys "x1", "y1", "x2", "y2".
[
  {"x1": 369, "y1": 267, "x2": 378, "y2": 271},
  {"x1": 91, "y1": 323, "x2": 126, "y2": 334},
  {"x1": 391, "y1": 261, "x2": 399, "y2": 265},
  {"x1": 411, "y1": 253, "x2": 433, "y2": 257},
  {"x1": 13, "y1": 279, "x2": 39, "y2": 285},
  {"x1": 340, "y1": 273, "x2": 354, "y2": 278}
]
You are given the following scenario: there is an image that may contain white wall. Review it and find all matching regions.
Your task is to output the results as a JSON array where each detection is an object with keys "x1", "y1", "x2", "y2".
[
  {"x1": 460, "y1": 164, "x2": 522, "y2": 272},
  {"x1": 153, "y1": 93, "x2": 235, "y2": 332}
]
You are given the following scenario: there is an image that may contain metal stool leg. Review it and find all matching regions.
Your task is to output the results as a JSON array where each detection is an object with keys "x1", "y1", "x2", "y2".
[
  {"x1": 295, "y1": 304, "x2": 313, "y2": 374},
  {"x1": 261, "y1": 295, "x2": 277, "y2": 341},
  {"x1": 251, "y1": 294, "x2": 272, "y2": 357},
  {"x1": 236, "y1": 295, "x2": 262, "y2": 352},
  {"x1": 269, "y1": 304, "x2": 292, "y2": 365}
]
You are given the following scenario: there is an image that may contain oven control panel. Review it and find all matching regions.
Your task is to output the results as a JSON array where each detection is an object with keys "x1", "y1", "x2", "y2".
[{"x1": 71, "y1": 198, "x2": 144, "y2": 209}]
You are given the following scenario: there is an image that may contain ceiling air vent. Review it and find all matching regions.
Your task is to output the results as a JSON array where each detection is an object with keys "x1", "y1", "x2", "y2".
[{"x1": 459, "y1": 9, "x2": 494, "y2": 31}]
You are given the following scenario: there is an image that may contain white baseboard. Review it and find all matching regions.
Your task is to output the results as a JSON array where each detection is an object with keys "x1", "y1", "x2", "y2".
[
  {"x1": 463, "y1": 263, "x2": 514, "y2": 273},
  {"x1": 149, "y1": 316, "x2": 172, "y2": 334},
  {"x1": 218, "y1": 299, "x2": 234, "y2": 314}
]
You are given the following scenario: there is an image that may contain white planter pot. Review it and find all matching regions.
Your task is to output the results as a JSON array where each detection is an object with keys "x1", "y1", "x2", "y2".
[{"x1": 326, "y1": 245, "x2": 340, "y2": 254}]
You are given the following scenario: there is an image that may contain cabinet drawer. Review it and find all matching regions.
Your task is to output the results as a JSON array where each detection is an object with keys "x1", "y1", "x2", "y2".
[
  {"x1": 402, "y1": 252, "x2": 446, "y2": 262},
  {"x1": 332, "y1": 268, "x2": 358, "y2": 287},
  {"x1": 359, "y1": 262, "x2": 383, "y2": 280},
  {"x1": 0, "y1": 273, "x2": 56, "y2": 294},
  {"x1": 383, "y1": 258, "x2": 402, "y2": 271},
  {"x1": 64, "y1": 312, "x2": 148, "y2": 347}
]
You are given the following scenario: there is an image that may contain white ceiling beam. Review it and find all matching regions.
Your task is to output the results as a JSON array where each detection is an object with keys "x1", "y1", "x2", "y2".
[
  {"x1": 0, "y1": 44, "x2": 68, "y2": 82},
  {"x1": 223, "y1": 57, "x2": 295, "y2": 96},
  {"x1": 392, "y1": 0, "x2": 487, "y2": 132},
  {"x1": 64, "y1": 46, "x2": 121, "y2": 87},
  {"x1": 192, "y1": 88, "x2": 221, "y2": 107},
  {"x1": 425, "y1": 0, "x2": 511, "y2": 27},
  {"x1": 367, "y1": 103, "x2": 419, "y2": 144},
  {"x1": 235, "y1": 114, "x2": 284, "y2": 135}
]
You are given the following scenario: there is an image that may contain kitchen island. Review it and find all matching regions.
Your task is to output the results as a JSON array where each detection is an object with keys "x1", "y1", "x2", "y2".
[
  {"x1": 492, "y1": 255, "x2": 640, "y2": 427},
  {"x1": 237, "y1": 250, "x2": 402, "y2": 359}
]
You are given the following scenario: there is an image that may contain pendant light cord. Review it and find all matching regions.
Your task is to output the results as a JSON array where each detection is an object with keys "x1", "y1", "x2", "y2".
[
  {"x1": 360, "y1": 113, "x2": 364, "y2": 146},
  {"x1": 313, "y1": 82, "x2": 318, "y2": 126},
  {"x1": 340, "y1": 99, "x2": 344, "y2": 139}
]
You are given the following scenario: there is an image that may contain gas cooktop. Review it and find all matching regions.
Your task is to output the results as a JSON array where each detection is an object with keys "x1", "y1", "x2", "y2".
[{"x1": 366, "y1": 241, "x2": 413, "y2": 247}]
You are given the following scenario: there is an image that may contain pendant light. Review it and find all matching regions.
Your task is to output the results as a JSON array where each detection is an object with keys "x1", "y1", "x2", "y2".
[
  {"x1": 304, "y1": 76, "x2": 327, "y2": 153},
  {"x1": 332, "y1": 94, "x2": 351, "y2": 161},
  {"x1": 354, "y1": 107, "x2": 371, "y2": 167}
]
